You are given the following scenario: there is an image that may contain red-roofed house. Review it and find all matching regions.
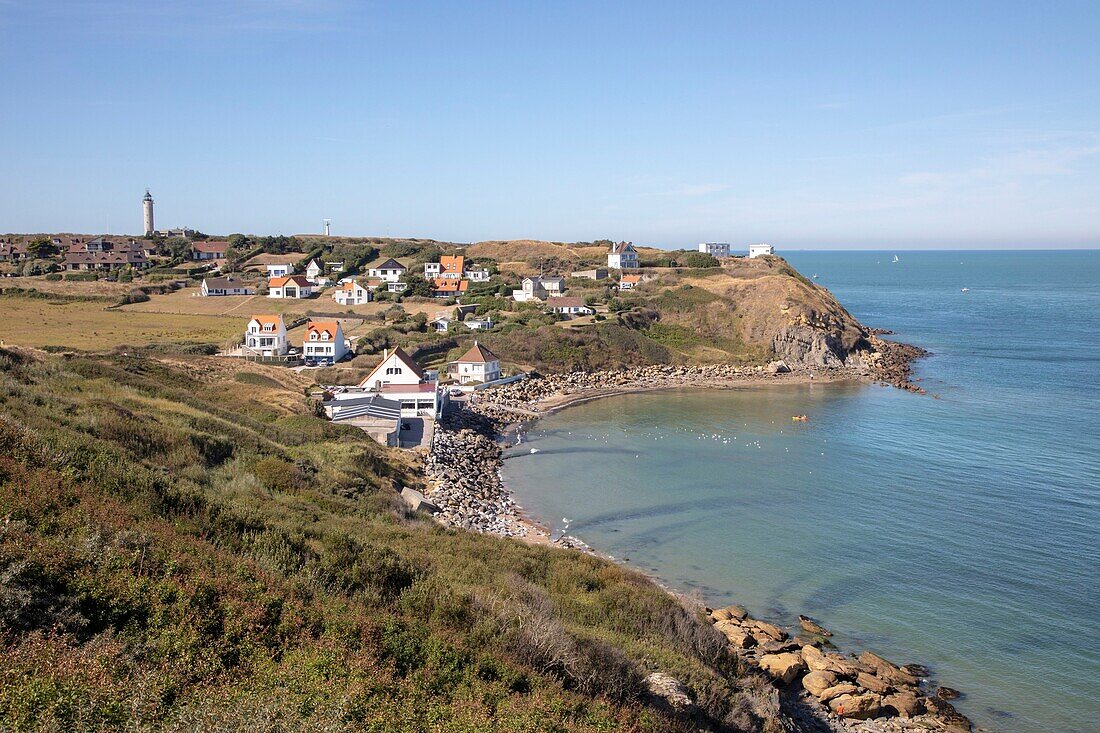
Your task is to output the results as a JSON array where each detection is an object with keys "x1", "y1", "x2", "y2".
[
  {"x1": 333, "y1": 279, "x2": 371, "y2": 306},
  {"x1": 448, "y1": 341, "x2": 501, "y2": 385},
  {"x1": 302, "y1": 320, "x2": 348, "y2": 364},
  {"x1": 618, "y1": 274, "x2": 644, "y2": 291},
  {"x1": 268, "y1": 275, "x2": 314, "y2": 298},
  {"x1": 438, "y1": 255, "x2": 465, "y2": 279},
  {"x1": 192, "y1": 241, "x2": 229, "y2": 260},
  {"x1": 355, "y1": 347, "x2": 439, "y2": 417},
  {"x1": 245, "y1": 315, "x2": 288, "y2": 356},
  {"x1": 431, "y1": 278, "x2": 469, "y2": 298}
]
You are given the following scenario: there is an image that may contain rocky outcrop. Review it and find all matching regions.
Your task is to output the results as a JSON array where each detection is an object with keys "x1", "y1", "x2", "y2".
[{"x1": 706, "y1": 605, "x2": 972, "y2": 732}]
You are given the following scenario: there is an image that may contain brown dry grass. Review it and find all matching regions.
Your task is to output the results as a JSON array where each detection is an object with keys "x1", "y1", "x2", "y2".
[
  {"x1": 2, "y1": 276, "x2": 133, "y2": 297},
  {"x1": 0, "y1": 295, "x2": 247, "y2": 350}
]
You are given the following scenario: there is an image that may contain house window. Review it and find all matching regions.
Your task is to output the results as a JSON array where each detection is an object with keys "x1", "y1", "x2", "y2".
[{"x1": 386, "y1": 366, "x2": 402, "y2": 375}]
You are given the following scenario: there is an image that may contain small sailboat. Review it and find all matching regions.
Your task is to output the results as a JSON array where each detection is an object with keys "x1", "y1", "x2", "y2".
[
  {"x1": 961, "y1": 287, "x2": 970, "y2": 293},
  {"x1": 812, "y1": 273, "x2": 818, "y2": 279},
  {"x1": 529, "y1": 448, "x2": 540, "y2": 454},
  {"x1": 892, "y1": 255, "x2": 900, "y2": 263}
]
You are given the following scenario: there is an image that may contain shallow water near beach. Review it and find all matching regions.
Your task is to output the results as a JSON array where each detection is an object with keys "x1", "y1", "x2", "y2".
[{"x1": 501, "y1": 250, "x2": 1100, "y2": 733}]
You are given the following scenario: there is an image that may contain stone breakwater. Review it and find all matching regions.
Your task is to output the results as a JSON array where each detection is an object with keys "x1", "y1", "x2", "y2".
[
  {"x1": 707, "y1": 604, "x2": 973, "y2": 732},
  {"x1": 423, "y1": 411, "x2": 530, "y2": 537}
]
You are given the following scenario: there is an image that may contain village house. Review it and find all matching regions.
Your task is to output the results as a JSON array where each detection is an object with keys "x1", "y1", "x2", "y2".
[
  {"x1": 540, "y1": 276, "x2": 566, "y2": 297},
  {"x1": 698, "y1": 242, "x2": 731, "y2": 257},
  {"x1": 0, "y1": 241, "x2": 30, "y2": 262},
  {"x1": 267, "y1": 275, "x2": 314, "y2": 299},
  {"x1": 265, "y1": 263, "x2": 291, "y2": 277},
  {"x1": 355, "y1": 347, "x2": 440, "y2": 417},
  {"x1": 191, "y1": 241, "x2": 229, "y2": 260},
  {"x1": 466, "y1": 267, "x2": 491, "y2": 282},
  {"x1": 428, "y1": 315, "x2": 453, "y2": 333},
  {"x1": 618, "y1": 274, "x2": 644, "y2": 291},
  {"x1": 387, "y1": 281, "x2": 409, "y2": 293},
  {"x1": 332, "y1": 279, "x2": 371, "y2": 306},
  {"x1": 325, "y1": 260, "x2": 345, "y2": 273},
  {"x1": 438, "y1": 255, "x2": 464, "y2": 279},
  {"x1": 302, "y1": 320, "x2": 348, "y2": 365},
  {"x1": 549, "y1": 297, "x2": 594, "y2": 317},
  {"x1": 464, "y1": 317, "x2": 494, "y2": 331},
  {"x1": 749, "y1": 243, "x2": 775, "y2": 258},
  {"x1": 448, "y1": 341, "x2": 502, "y2": 385},
  {"x1": 431, "y1": 278, "x2": 469, "y2": 298},
  {"x1": 571, "y1": 267, "x2": 609, "y2": 280},
  {"x1": 244, "y1": 315, "x2": 288, "y2": 356},
  {"x1": 512, "y1": 276, "x2": 548, "y2": 302},
  {"x1": 304, "y1": 259, "x2": 325, "y2": 283},
  {"x1": 423, "y1": 261, "x2": 442, "y2": 278},
  {"x1": 325, "y1": 393, "x2": 402, "y2": 446},
  {"x1": 367, "y1": 258, "x2": 408, "y2": 283},
  {"x1": 201, "y1": 277, "x2": 255, "y2": 296},
  {"x1": 607, "y1": 241, "x2": 639, "y2": 269},
  {"x1": 64, "y1": 249, "x2": 148, "y2": 271}
]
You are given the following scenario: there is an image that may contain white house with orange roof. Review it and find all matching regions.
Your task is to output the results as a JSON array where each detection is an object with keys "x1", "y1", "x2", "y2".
[
  {"x1": 245, "y1": 315, "x2": 288, "y2": 356},
  {"x1": 268, "y1": 275, "x2": 314, "y2": 298},
  {"x1": 438, "y1": 254, "x2": 464, "y2": 279},
  {"x1": 618, "y1": 274, "x2": 644, "y2": 291},
  {"x1": 448, "y1": 341, "x2": 502, "y2": 385},
  {"x1": 431, "y1": 278, "x2": 469, "y2": 298},
  {"x1": 333, "y1": 279, "x2": 371, "y2": 306},
  {"x1": 302, "y1": 319, "x2": 348, "y2": 365},
  {"x1": 355, "y1": 347, "x2": 440, "y2": 417}
]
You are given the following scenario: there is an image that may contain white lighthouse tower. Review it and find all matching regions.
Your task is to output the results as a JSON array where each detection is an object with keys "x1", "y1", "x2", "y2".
[{"x1": 142, "y1": 189, "x2": 155, "y2": 236}]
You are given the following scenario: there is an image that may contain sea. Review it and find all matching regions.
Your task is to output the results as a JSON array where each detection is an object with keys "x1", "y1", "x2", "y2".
[{"x1": 500, "y1": 250, "x2": 1100, "y2": 733}]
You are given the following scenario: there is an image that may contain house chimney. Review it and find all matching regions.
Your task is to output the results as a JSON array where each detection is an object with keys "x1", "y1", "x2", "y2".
[{"x1": 383, "y1": 348, "x2": 388, "y2": 360}]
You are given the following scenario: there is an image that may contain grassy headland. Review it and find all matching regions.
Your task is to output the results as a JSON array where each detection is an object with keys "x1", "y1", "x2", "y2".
[{"x1": 0, "y1": 348, "x2": 784, "y2": 732}]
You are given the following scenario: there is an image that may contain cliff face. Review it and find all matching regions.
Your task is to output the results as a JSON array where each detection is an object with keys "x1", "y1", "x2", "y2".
[{"x1": 666, "y1": 257, "x2": 873, "y2": 369}]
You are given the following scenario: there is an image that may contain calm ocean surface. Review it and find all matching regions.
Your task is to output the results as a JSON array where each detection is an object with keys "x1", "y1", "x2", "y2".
[{"x1": 501, "y1": 250, "x2": 1100, "y2": 733}]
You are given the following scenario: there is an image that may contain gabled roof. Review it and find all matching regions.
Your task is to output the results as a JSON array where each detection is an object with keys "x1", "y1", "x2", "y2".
[
  {"x1": 455, "y1": 341, "x2": 499, "y2": 364},
  {"x1": 249, "y1": 314, "x2": 284, "y2": 329},
  {"x1": 269, "y1": 275, "x2": 311, "y2": 288},
  {"x1": 359, "y1": 347, "x2": 426, "y2": 387},
  {"x1": 337, "y1": 279, "x2": 364, "y2": 292},
  {"x1": 621, "y1": 274, "x2": 643, "y2": 284},
  {"x1": 439, "y1": 255, "x2": 465, "y2": 274},
  {"x1": 306, "y1": 320, "x2": 341, "y2": 340},
  {"x1": 305, "y1": 258, "x2": 321, "y2": 269},
  {"x1": 372, "y1": 258, "x2": 407, "y2": 271},
  {"x1": 610, "y1": 241, "x2": 636, "y2": 254},
  {"x1": 551, "y1": 297, "x2": 589, "y2": 309},
  {"x1": 432, "y1": 278, "x2": 469, "y2": 293},
  {"x1": 203, "y1": 277, "x2": 253, "y2": 290},
  {"x1": 193, "y1": 240, "x2": 229, "y2": 253}
]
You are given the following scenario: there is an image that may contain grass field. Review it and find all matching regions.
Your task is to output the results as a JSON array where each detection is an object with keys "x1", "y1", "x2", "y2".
[
  {"x1": 0, "y1": 276, "x2": 133, "y2": 298},
  {"x1": 0, "y1": 295, "x2": 247, "y2": 349},
  {"x1": 119, "y1": 286, "x2": 445, "y2": 319}
]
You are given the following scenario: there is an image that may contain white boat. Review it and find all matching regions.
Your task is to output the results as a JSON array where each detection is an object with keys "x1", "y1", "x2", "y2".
[
  {"x1": 961, "y1": 287, "x2": 970, "y2": 293},
  {"x1": 892, "y1": 255, "x2": 900, "y2": 263}
]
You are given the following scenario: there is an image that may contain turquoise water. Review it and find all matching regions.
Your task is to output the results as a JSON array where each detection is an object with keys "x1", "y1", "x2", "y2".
[{"x1": 501, "y1": 251, "x2": 1100, "y2": 733}]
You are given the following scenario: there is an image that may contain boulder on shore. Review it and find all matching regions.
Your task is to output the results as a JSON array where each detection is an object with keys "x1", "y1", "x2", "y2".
[
  {"x1": 801, "y1": 670, "x2": 838, "y2": 697},
  {"x1": 828, "y1": 692, "x2": 884, "y2": 720},
  {"x1": 818, "y1": 683, "x2": 860, "y2": 703},
  {"x1": 883, "y1": 691, "x2": 925, "y2": 718},
  {"x1": 758, "y1": 652, "x2": 805, "y2": 685},
  {"x1": 856, "y1": 671, "x2": 891, "y2": 694},
  {"x1": 859, "y1": 651, "x2": 919, "y2": 686},
  {"x1": 798, "y1": 614, "x2": 832, "y2": 637}
]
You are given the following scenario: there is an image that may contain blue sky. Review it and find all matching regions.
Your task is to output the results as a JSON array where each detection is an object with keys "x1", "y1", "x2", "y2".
[{"x1": 1, "y1": 1, "x2": 1098, "y2": 248}]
